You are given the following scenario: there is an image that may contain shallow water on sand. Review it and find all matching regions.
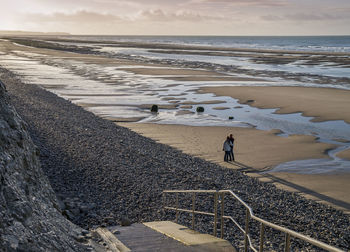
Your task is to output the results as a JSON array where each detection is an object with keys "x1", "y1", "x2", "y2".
[
  {"x1": 1, "y1": 45, "x2": 350, "y2": 174},
  {"x1": 94, "y1": 46, "x2": 350, "y2": 79},
  {"x1": 270, "y1": 143, "x2": 350, "y2": 174}
]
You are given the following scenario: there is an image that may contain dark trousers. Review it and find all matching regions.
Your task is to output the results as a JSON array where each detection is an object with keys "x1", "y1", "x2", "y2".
[
  {"x1": 230, "y1": 149, "x2": 235, "y2": 161},
  {"x1": 224, "y1": 151, "x2": 231, "y2": 161}
]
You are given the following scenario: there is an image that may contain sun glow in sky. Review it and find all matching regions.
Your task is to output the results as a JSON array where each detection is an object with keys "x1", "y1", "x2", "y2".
[{"x1": 1, "y1": 0, "x2": 350, "y2": 35}]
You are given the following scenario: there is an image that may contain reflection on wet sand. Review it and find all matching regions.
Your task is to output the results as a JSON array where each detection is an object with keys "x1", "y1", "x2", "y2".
[{"x1": 1, "y1": 37, "x2": 350, "y2": 211}]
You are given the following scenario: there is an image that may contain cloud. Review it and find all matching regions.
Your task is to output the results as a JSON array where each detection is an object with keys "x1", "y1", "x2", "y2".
[
  {"x1": 261, "y1": 12, "x2": 350, "y2": 22},
  {"x1": 133, "y1": 9, "x2": 224, "y2": 22},
  {"x1": 189, "y1": 0, "x2": 287, "y2": 7},
  {"x1": 21, "y1": 9, "x2": 223, "y2": 25},
  {"x1": 23, "y1": 10, "x2": 122, "y2": 23}
]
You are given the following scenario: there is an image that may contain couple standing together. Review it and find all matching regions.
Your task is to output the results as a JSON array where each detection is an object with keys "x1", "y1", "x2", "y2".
[{"x1": 223, "y1": 134, "x2": 235, "y2": 162}]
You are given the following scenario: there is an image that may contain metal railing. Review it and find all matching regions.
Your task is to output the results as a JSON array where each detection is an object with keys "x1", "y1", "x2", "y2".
[{"x1": 162, "y1": 189, "x2": 344, "y2": 252}]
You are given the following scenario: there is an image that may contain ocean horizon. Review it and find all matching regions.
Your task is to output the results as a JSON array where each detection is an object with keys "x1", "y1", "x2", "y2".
[{"x1": 57, "y1": 35, "x2": 350, "y2": 53}]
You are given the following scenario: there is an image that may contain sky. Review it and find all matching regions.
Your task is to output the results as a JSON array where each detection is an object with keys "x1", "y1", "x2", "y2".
[{"x1": 1, "y1": 0, "x2": 350, "y2": 35}]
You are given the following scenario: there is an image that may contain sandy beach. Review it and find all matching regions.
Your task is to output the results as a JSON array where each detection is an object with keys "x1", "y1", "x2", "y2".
[
  {"x1": 118, "y1": 83, "x2": 350, "y2": 213},
  {"x1": 199, "y1": 86, "x2": 350, "y2": 160},
  {"x1": 199, "y1": 86, "x2": 350, "y2": 124},
  {"x1": 3, "y1": 66, "x2": 349, "y2": 250},
  {"x1": 117, "y1": 86, "x2": 350, "y2": 212},
  {"x1": 1, "y1": 38, "x2": 350, "y2": 214},
  {"x1": 338, "y1": 149, "x2": 350, "y2": 160},
  {"x1": 119, "y1": 122, "x2": 350, "y2": 213},
  {"x1": 118, "y1": 123, "x2": 333, "y2": 169}
]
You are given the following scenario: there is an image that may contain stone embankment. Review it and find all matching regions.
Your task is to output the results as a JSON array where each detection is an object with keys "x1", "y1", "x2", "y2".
[
  {"x1": 0, "y1": 79, "x2": 89, "y2": 251},
  {"x1": 1, "y1": 67, "x2": 349, "y2": 251}
]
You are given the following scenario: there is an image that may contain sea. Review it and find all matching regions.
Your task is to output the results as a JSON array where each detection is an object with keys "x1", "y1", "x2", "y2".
[
  {"x1": 55, "y1": 35, "x2": 350, "y2": 82},
  {"x1": 58, "y1": 35, "x2": 350, "y2": 53}
]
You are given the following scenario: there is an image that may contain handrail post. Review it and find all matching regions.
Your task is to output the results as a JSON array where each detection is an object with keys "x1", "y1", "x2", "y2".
[
  {"x1": 220, "y1": 192, "x2": 224, "y2": 239},
  {"x1": 214, "y1": 192, "x2": 218, "y2": 237},
  {"x1": 192, "y1": 192, "x2": 196, "y2": 230},
  {"x1": 244, "y1": 208, "x2": 249, "y2": 252},
  {"x1": 259, "y1": 223, "x2": 265, "y2": 252},
  {"x1": 162, "y1": 190, "x2": 343, "y2": 252},
  {"x1": 284, "y1": 233, "x2": 291, "y2": 252},
  {"x1": 176, "y1": 192, "x2": 179, "y2": 223},
  {"x1": 162, "y1": 192, "x2": 165, "y2": 216}
]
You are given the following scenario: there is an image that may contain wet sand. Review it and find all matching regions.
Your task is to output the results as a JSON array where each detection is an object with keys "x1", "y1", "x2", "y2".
[
  {"x1": 2, "y1": 38, "x2": 350, "y2": 212},
  {"x1": 4, "y1": 65, "x2": 349, "y2": 250},
  {"x1": 1, "y1": 39, "x2": 263, "y2": 83},
  {"x1": 119, "y1": 122, "x2": 350, "y2": 213},
  {"x1": 251, "y1": 172, "x2": 350, "y2": 213},
  {"x1": 337, "y1": 149, "x2": 350, "y2": 160},
  {"x1": 124, "y1": 67, "x2": 267, "y2": 81},
  {"x1": 118, "y1": 123, "x2": 333, "y2": 169},
  {"x1": 160, "y1": 76, "x2": 263, "y2": 81},
  {"x1": 122, "y1": 67, "x2": 223, "y2": 76},
  {"x1": 199, "y1": 86, "x2": 350, "y2": 123}
]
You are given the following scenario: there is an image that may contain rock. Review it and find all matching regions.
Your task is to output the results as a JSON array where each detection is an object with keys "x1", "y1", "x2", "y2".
[
  {"x1": 57, "y1": 199, "x2": 66, "y2": 211},
  {"x1": 150, "y1": 104, "x2": 158, "y2": 113},
  {"x1": 87, "y1": 203, "x2": 97, "y2": 210},
  {"x1": 70, "y1": 208, "x2": 80, "y2": 216},
  {"x1": 63, "y1": 210, "x2": 75, "y2": 221},
  {"x1": 79, "y1": 205, "x2": 90, "y2": 214},
  {"x1": 75, "y1": 235, "x2": 87, "y2": 243},
  {"x1": 0, "y1": 79, "x2": 87, "y2": 251},
  {"x1": 120, "y1": 218, "x2": 131, "y2": 226},
  {"x1": 196, "y1": 106, "x2": 204, "y2": 112},
  {"x1": 113, "y1": 230, "x2": 120, "y2": 235},
  {"x1": 81, "y1": 229, "x2": 89, "y2": 236}
]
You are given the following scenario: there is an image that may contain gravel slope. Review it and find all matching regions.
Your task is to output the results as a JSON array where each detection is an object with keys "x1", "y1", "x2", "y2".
[{"x1": 1, "y1": 67, "x2": 349, "y2": 251}]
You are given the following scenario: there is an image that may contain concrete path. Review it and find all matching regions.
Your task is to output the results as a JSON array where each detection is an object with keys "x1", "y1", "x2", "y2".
[
  {"x1": 113, "y1": 223, "x2": 200, "y2": 252},
  {"x1": 108, "y1": 221, "x2": 236, "y2": 252},
  {"x1": 144, "y1": 221, "x2": 236, "y2": 252}
]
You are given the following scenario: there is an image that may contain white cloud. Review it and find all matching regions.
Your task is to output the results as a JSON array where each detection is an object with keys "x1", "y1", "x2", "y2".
[
  {"x1": 261, "y1": 12, "x2": 350, "y2": 22},
  {"x1": 22, "y1": 10, "x2": 122, "y2": 23},
  {"x1": 188, "y1": 0, "x2": 287, "y2": 7},
  {"x1": 132, "y1": 9, "x2": 224, "y2": 22},
  {"x1": 21, "y1": 9, "x2": 224, "y2": 24}
]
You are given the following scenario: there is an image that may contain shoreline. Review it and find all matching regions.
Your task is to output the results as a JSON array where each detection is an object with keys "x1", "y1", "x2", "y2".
[
  {"x1": 118, "y1": 122, "x2": 350, "y2": 213},
  {"x1": 3, "y1": 67, "x2": 349, "y2": 250},
  {"x1": 198, "y1": 85, "x2": 350, "y2": 161},
  {"x1": 1, "y1": 37, "x2": 350, "y2": 213},
  {"x1": 199, "y1": 86, "x2": 350, "y2": 124},
  {"x1": 3, "y1": 37, "x2": 349, "y2": 87},
  {"x1": 7, "y1": 36, "x2": 350, "y2": 56}
]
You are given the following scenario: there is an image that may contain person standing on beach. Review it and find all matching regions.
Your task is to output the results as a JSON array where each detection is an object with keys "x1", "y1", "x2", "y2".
[
  {"x1": 223, "y1": 136, "x2": 231, "y2": 162},
  {"x1": 229, "y1": 134, "x2": 235, "y2": 161}
]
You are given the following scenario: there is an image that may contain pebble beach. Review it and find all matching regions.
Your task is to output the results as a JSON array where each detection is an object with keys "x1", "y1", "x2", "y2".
[{"x1": 1, "y1": 66, "x2": 349, "y2": 250}]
